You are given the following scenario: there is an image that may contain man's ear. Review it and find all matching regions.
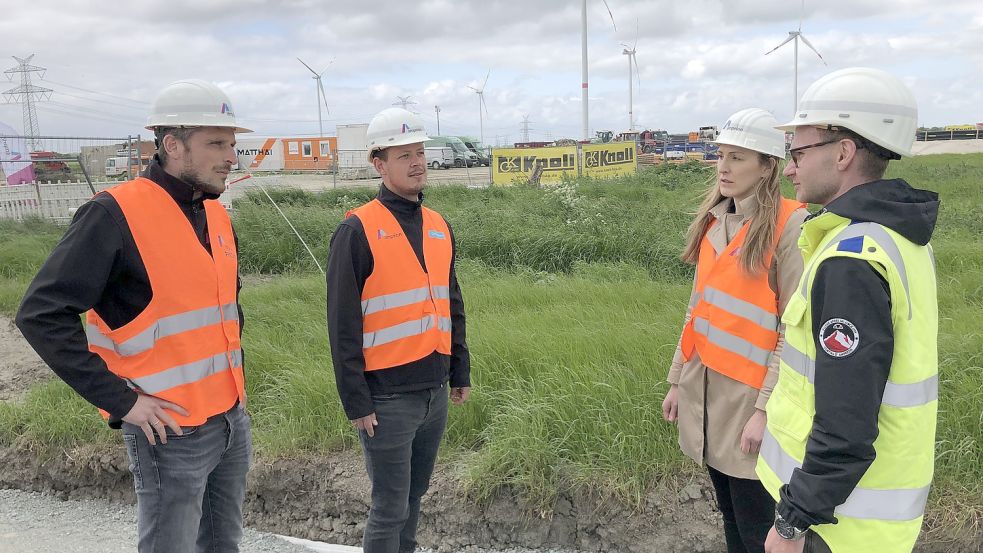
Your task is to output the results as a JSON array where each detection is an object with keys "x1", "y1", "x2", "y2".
[
  {"x1": 162, "y1": 134, "x2": 182, "y2": 160},
  {"x1": 372, "y1": 156, "x2": 386, "y2": 175},
  {"x1": 835, "y1": 139, "x2": 859, "y2": 171}
]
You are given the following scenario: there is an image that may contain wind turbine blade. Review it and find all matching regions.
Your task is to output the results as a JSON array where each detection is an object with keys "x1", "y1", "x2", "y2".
[
  {"x1": 799, "y1": 0, "x2": 805, "y2": 32},
  {"x1": 632, "y1": 52, "x2": 641, "y2": 89},
  {"x1": 633, "y1": 18, "x2": 639, "y2": 50},
  {"x1": 319, "y1": 57, "x2": 336, "y2": 77},
  {"x1": 799, "y1": 34, "x2": 827, "y2": 64},
  {"x1": 764, "y1": 34, "x2": 796, "y2": 55},
  {"x1": 482, "y1": 69, "x2": 491, "y2": 89},
  {"x1": 297, "y1": 57, "x2": 318, "y2": 75},
  {"x1": 467, "y1": 85, "x2": 479, "y2": 92},
  {"x1": 318, "y1": 80, "x2": 330, "y2": 115},
  {"x1": 601, "y1": 0, "x2": 617, "y2": 32},
  {"x1": 480, "y1": 94, "x2": 488, "y2": 116}
]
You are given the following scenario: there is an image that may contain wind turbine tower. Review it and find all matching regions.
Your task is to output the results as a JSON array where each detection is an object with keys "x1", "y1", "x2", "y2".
[{"x1": 468, "y1": 70, "x2": 490, "y2": 146}]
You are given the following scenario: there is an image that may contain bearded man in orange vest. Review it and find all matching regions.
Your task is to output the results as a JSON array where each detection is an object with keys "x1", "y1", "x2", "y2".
[
  {"x1": 16, "y1": 80, "x2": 252, "y2": 553},
  {"x1": 327, "y1": 107, "x2": 471, "y2": 553}
]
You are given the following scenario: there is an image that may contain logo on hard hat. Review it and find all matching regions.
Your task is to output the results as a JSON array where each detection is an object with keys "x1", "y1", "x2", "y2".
[
  {"x1": 221, "y1": 103, "x2": 235, "y2": 116},
  {"x1": 721, "y1": 119, "x2": 743, "y2": 132}
]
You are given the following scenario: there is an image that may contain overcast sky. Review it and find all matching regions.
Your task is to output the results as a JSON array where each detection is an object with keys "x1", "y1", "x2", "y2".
[{"x1": 2, "y1": 0, "x2": 981, "y2": 145}]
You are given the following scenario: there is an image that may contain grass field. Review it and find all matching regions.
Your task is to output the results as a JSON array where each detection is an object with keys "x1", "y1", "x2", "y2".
[{"x1": 1, "y1": 157, "x2": 980, "y2": 523}]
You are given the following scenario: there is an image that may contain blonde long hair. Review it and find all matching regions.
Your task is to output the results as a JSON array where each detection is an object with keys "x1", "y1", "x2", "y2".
[{"x1": 680, "y1": 154, "x2": 783, "y2": 275}]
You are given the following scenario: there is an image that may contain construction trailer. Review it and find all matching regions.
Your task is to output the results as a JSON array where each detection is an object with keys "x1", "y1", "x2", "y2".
[
  {"x1": 233, "y1": 137, "x2": 337, "y2": 172},
  {"x1": 337, "y1": 124, "x2": 379, "y2": 179}
]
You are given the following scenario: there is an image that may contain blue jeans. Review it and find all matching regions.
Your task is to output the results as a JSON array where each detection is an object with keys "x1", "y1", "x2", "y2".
[
  {"x1": 359, "y1": 385, "x2": 448, "y2": 553},
  {"x1": 122, "y1": 404, "x2": 252, "y2": 553}
]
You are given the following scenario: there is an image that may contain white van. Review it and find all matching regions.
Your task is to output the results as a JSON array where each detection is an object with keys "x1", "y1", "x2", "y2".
[{"x1": 425, "y1": 146, "x2": 454, "y2": 169}]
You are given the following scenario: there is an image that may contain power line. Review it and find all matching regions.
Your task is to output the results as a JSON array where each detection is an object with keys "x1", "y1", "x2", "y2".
[
  {"x1": 53, "y1": 90, "x2": 146, "y2": 111},
  {"x1": 40, "y1": 78, "x2": 149, "y2": 106}
]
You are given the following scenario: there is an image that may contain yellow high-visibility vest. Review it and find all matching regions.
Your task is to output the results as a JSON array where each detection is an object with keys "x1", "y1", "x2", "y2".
[{"x1": 756, "y1": 211, "x2": 938, "y2": 553}]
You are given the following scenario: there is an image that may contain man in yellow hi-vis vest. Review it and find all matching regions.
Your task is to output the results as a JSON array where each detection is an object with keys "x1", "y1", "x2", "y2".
[{"x1": 757, "y1": 68, "x2": 939, "y2": 553}]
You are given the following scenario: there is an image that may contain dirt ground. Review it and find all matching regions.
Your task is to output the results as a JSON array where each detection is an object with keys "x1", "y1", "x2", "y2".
[
  {"x1": 0, "y1": 315, "x2": 52, "y2": 401},
  {"x1": 0, "y1": 317, "x2": 979, "y2": 552}
]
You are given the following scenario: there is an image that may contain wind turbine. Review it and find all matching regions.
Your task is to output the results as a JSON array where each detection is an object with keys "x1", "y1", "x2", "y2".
[
  {"x1": 297, "y1": 57, "x2": 332, "y2": 137},
  {"x1": 581, "y1": 0, "x2": 618, "y2": 141},
  {"x1": 621, "y1": 21, "x2": 640, "y2": 131},
  {"x1": 468, "y1": 69, "x2": 490, "y2": 147},
  {"x1": 765, "y1": 0, "x2": 826, "y2": 116}
]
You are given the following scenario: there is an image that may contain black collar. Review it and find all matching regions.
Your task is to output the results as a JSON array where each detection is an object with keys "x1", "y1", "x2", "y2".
[{"x1": 377, "y1": 183, "x2": 423, "y2": 216}]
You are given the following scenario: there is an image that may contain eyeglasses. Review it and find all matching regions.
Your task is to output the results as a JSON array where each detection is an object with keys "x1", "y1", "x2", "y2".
[{"x1": 788, "y1": 138, "x2": 841, "y2": 166}]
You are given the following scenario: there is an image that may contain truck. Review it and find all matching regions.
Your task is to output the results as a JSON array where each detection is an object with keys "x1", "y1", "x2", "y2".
[
  {"x1": 454, "y1": 136, "x2": 490, "y2": 166},
  {"x1": 30, "y1": 151, "x2": 71, "y2": 175},
  {"x1": 425, "y1": 146, "x2": 454, "y2": 169},
  {"x1": 105, "y1": 148, "x2": 152, "y2": 177},
  {"x1": 426, "y1": 136, "x2": 477, "y2": 167}
]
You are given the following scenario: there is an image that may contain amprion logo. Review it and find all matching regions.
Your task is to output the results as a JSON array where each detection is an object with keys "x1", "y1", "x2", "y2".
[{"x1": 221, "y1": 103, "x2": 235, "y2": 116}]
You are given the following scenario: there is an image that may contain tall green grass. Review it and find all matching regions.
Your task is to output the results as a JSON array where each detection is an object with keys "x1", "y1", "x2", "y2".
[{"x1": 0, "y1": 157, "x2": 980, "y2": 519}]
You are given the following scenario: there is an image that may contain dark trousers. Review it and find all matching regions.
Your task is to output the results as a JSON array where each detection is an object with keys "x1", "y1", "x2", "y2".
[
  {"x1": 122, "y1": 404, "x2": 252, "y2": 553},
  {"x1": 359, "y1": 385, "x2": 448, "y2": 553},
  {"x1": 707, "y1": 466, "x2": 775, "y2": 553}
]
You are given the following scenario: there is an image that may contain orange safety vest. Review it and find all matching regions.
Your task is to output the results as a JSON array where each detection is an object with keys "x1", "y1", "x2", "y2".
[
  {"x1": 348, "y1": 198, "x2": 453, "y2": 371},
  {"x1": 680, "y1": 198, "x2": 805, "y2": 389},
  {"x1": 86, "y1": 177, "x2": 245, "y2": 426}
]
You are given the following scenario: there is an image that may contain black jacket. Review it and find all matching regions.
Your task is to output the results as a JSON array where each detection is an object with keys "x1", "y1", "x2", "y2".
[
  {"x1": 778, "y1": 179, "x2": 940, "y2": 529},
  {"x1": 15, "y1": 159, "x2": 244, "y2": 428},
  {"x1": 326, "y1": 184, "x2": 470, "y2": 420}
]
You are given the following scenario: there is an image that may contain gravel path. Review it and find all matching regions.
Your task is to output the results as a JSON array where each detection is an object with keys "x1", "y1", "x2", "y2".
[
  {"x1": 0, "y1": 488, "x2": 585, "y2": 553},
  {"x1": 0, "y1": 488, "x2": 313, "y2": 553}
]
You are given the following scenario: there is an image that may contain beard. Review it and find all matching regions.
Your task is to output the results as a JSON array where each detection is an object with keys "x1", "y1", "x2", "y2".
[{"x1": 179, "y1": 163, "x2": 227, "y2": 196}]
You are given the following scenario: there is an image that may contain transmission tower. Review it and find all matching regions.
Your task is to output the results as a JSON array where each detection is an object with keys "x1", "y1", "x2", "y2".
[
  {"x1": 392, "y1": 95, "x2": 417, "y2": 112},
  {"x1": 3, "y1": 55, "x2": 52, "y2": 151},
  {"x1": 520, "y1": 115, "x2": 534, "y2": 143}
]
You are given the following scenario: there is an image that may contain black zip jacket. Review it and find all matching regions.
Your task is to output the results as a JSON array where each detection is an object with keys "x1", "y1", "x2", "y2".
[
  {"x1": 326, "y1": 184, "x2": 470, "y2": 420},
  {"x1": 15, "y1": 159, "x2": 244, "y2": 428},
  {"x1": 778, "y1": 179, "x2": 940, "y2": 529}
]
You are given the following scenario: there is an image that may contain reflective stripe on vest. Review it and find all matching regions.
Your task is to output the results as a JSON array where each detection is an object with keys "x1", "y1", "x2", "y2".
[
  {"x1": 128, "y1": 349, "x2": 244, "y2": 395},
  {"x1": 363, "y1": 315, "x2": 453, "y2": 348},
  {"x1": 703, "y1": 286, "x2": 780, "y2": 329},
  {"x1": 361, "y1": 286, "x2": 450, "y2": 316},
  {"x1": 86, "y1": 302, "x2": 238, "y2": 356},
  {"x1": 692, "y1": 316, "x2": 774, "y2": 367},
  {"x1": 781, "y1": 342, "x2": 938, "y2": 407},
  {"x1": 759, "y1": 429, "x2": 931, "y2": 521}
]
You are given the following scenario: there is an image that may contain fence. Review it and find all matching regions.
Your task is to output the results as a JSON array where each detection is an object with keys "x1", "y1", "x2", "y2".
[
  {"x1": 0, "y1": 134, "x2": 149, "y2": 186},
  {"x1": 915, "y1": 129, "x2": 983, "y2": 141}
]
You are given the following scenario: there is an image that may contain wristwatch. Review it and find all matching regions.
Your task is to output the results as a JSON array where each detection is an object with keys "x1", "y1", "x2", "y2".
[{"x1": 774, "y1": 511, "x2": 808, "y2": 541}]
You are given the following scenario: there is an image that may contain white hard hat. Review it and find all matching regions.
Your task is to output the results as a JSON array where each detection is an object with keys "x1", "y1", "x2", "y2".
[
  {"x1": 777, "y1": 67, "x2": 917, "y2": 158},
  {"x1": 365, "y1": 107, "x2": 430, "y2": 162},
  {"x1": 146, "y1": 79, "x2": 252, "y2": 133},
  {"x1": 713, "y1": 108, "x2": 786, "y2": 158}
]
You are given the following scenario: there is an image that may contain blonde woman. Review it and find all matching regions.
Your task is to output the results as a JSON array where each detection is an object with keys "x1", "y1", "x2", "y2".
[{"x1": 662, "y1": 108, "x2": 808, "y2": 553}]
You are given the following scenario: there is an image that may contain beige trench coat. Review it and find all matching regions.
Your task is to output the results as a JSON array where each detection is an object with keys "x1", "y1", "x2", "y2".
[{"x1": 667, "y1": 196, "x2": 808, "y2": 479}]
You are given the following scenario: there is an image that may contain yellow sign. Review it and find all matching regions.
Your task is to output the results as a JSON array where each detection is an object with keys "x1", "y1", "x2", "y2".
[
  {"x1": 491, "y1": 146, "x2": 577, "y2": 185},
  {"x1": 581, "y1": 143, "x2": 636, "y2": 179}
]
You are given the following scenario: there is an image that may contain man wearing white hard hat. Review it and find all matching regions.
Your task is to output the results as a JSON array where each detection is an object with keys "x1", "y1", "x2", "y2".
[
  {"x1": 664, "y1": 107, "x2": 808, "y2": 553},
  {"x1": 17, "y1": 79, "x2": 253, "y2": 552},
  {"x1": 755, "y1": 68, "x2": 940, "y2": 553},
  {"x1": 326, "y1": 107, "x2": 471, "y2": 553}
]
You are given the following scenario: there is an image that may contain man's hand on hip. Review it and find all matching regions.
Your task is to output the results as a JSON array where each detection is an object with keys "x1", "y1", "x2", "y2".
[
  {"x1": 450, "y1": 386, "x2": 470, "y2": 406},
  {"x1": 122, "y1": 393, "x2": 189, "y2": 446},
  {"x1": 352, "y1": 413, "x2": 378, "y2": 437}
]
